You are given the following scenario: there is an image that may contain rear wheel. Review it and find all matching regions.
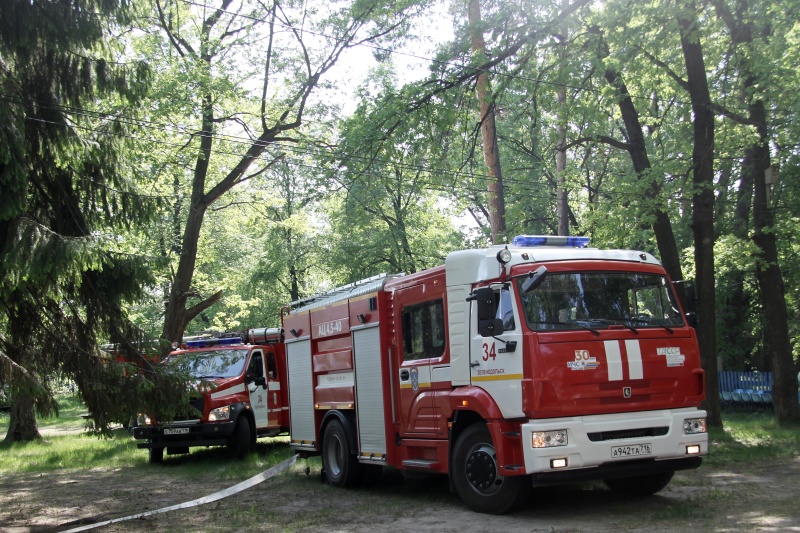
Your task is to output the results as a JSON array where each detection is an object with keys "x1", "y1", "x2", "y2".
[
  {"x1": 603, "y1": 471, "x2": 674, "y2": 496},
  {"x1": 451, "y1": 423, "x2": 529, "y2": 514},
  {"x1": 229, "y1": 417, "x2": 252, "y2": 460},
  {"x1": 322, "y1": 418, "x2": 361, "y2": 487}
]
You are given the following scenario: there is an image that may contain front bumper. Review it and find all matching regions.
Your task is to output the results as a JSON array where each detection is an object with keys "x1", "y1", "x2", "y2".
[
  {"x1": 134, "y1": 420, "x2": 236, "y2": 449},
  {"x1": 521, "y1": 408, "x2": 708, "y2": 484}
]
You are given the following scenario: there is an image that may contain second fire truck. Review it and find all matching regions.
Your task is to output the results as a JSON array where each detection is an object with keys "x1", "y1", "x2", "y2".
[
  {"x1": 134, "y1": 328, "x2": 288, "y2": 463},
  {"x1": 281, "y1": 236, "x2": 708, "y2": 513}
]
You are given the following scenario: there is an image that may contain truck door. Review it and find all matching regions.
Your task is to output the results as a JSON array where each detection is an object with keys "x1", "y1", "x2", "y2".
[
  {"x1": 469, "y1": 285, "x2": 525, "y2": 418},
  {"x1": 394, "y1": 287, "x2": 446, "y2": 437},
  {"x1": 246, "y1": 350, "x2": 269, "y2": 429}
]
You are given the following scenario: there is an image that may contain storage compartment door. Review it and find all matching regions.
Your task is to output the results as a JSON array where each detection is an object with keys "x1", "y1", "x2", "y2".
[
  {"x1": 353, "y1": 324, "x2": 387, "y2": 460},
  {"x1": 287, "y1": 338, "x2": 316, "y2": 450}
]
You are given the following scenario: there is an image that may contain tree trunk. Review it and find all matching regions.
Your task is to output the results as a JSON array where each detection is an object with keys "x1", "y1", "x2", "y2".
[
  {"x1": 556, "y1": 85, "x2": 569, "y2": 236},
  {"x1": 556, "y1": 0, "x2": 569, "y2": 236},
  {"x1": 4, "y1": 394, "x2": 40, "y2": 442},
  {"x1": 710, "y1": 0, "x2": 799, "y2": 423},
  {"x1": 602, "y1": 67, "x2": 685, "y2": 291},
  {"x1": 468, "y1": 0, "x2": 506, "y2": 244},
  {"x1": 678, "y1": 2, "x2": 722, "y2": 428},
  {"x1": 749, "y1": 100, "x2": 800, "y2": 423},
  {"x1": 161, "y1": 91, "x2": 216, "y2": 343}
]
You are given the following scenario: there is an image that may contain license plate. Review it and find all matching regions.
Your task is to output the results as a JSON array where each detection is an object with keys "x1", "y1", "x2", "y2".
[
  {"x1": 163, "y1": 427, "x2": 189, "y2": 435},
  {"x1": 611, "y1": 443, "x2": 652, "y2": 458}
]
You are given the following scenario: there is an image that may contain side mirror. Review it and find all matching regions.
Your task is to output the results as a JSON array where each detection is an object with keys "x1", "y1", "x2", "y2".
[
  {"x1": 246, "y1": 373, "x2": 267, "y2": 388},
  {"x1": 479, "y1": 318, "x2": 504, "y2": 338},
  {"x1": 673, "y1": 279, "x2": 697, "y2": 323},
  {"x1": 522, "y1": 266, "x2": 548, "y2": 293},
  {"x1": 467, "y1": 287, "x2": 496, "y2": 321},
  {"x1": 684, "y1": 282, "x2": 697, "y2": 315}
]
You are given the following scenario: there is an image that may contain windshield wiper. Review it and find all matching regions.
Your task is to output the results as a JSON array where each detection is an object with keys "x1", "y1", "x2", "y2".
[
  {"x1": 528, "y1": 321, "x2": 601, "y2": 336},
  {"x1": 586, "y1": 319, "x2": 640, "y2": 334},
  {"x1": 628, "y1": 317, "x2": 674, "y2": 334}
]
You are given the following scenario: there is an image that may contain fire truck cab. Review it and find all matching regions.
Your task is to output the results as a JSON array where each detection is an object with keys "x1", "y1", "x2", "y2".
[
  {"x1": 134, "y1": 328, "x2": 288, "y2": 463},
  {"x1": 282, "y1": 236, "x2": 708, "y2": 513}
]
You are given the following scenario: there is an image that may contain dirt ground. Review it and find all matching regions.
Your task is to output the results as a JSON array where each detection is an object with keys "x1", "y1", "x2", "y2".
[{"x1": 1, "y1": 435, "x2": 799, "y2": 533}]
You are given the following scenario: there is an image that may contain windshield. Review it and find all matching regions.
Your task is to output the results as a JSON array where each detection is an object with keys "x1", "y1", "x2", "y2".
[
  {"x1": 516, "y1": 271, "x2": 684, "y2": 331},
  {"x1": 166, "y1": 349, "x2": 248, "y2": 379}
]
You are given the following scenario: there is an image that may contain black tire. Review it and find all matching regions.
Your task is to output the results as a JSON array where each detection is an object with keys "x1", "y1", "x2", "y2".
[
  {"x1": 603, "y1": 471, "x2": 674, "y2": 497},
  {"x1": 149, "y1": 446, "x2": 164, "y2": 464},
  {"x1": 322, "y1": 418, "x2": 361, "y2": 487},
  {"x1": 229, "y1": 417, "x2": 253, "y2": 460},
  {"x1": 451, "y1": 423, "x2": 530, "y2": 514}
]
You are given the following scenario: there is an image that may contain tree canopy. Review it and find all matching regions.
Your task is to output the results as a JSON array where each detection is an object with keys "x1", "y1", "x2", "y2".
[
  {"x1": 0, "y1": 0, "x2": 196, "y2": 440},
  {"x1": 2, "y1": 0, "x2": 800, "y2": 438}
]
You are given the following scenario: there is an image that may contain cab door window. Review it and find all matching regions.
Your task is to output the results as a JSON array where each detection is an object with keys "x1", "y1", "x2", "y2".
[
  {"x1": 401, "y1": 299, "x2": 445, "y2": 361},
  {"x1": 495, "y1": 285, "x2": 516, "y2": 331}
]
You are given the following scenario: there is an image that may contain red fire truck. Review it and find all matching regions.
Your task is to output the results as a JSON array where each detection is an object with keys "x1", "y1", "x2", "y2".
[
  {"x1": 281, "y1": 236, "x2": 708, "y2": 513},
  {"x1": 134, "y1": 328, "x2": 289, "y2": 463}
]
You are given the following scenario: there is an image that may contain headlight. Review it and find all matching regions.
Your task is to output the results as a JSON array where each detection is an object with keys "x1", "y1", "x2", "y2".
[
  {"x1": 137, "y1": 413, "x2": 152, "y2": 427},
  {"x1": 683, "y1": 417, "x2": 707, "y2": 434},
  {"x1": 208, "y1": 405, "x2": 231, "y2": 422},
  {"x1": 496, "y1": 247, "x2": 512, "y2": 264},
  {"x1": 532, "y1": 429, "x2": 568, "y2": 448}
]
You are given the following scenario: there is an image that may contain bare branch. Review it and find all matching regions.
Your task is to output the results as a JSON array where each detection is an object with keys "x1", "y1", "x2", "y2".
[
  {"x1": 182, "y1": 290, "x2": 224, "y2": 329},
  {"x1": 155, "y1": 0, "x2": 195, "y2": 58}
]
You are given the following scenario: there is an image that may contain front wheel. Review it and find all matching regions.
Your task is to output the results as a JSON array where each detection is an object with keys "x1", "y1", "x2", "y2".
[
  {"x1": 229, "y1": 417, "x2": 253, "y2": 460},
  {"x1": 322, "y1": 418, "x2": 361, "y2": 487},
  {"x1": 451, "y1": 423, "x2": 529, "y2": 514},
  {"x1": 603, "y1": 471, "x2": 674, "y2": 496},
  {"x1": 149, "y1": 446, "x2": 164, "y2": 464}
]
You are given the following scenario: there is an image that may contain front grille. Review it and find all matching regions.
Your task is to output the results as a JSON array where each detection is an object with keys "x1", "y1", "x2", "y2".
[
  {"x1": 172, "y1": 396, "x2": 205, "y2": 422},
  {"x1": 189, "y1": 396, "x2": 204, "y2": 414},
  {"x1": 588, "y1": 426, "x2": 668, "y2": 442}
]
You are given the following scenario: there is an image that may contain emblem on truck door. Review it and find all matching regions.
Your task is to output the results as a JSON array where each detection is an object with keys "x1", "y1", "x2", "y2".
[{"x1": 623, "y1": 387, "x2": 632, "y2": 398}]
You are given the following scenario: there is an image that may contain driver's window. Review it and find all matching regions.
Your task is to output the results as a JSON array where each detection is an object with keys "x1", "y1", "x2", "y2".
[
  {"x1": 402, "y1": 299, "x2": 446, "y2": 361},
  {"x1": 248, "y1": 352, "x2": 264, "y2": 378},
  {"x1": 495, "y1": 286, "x2": 516, "y2": 331}
]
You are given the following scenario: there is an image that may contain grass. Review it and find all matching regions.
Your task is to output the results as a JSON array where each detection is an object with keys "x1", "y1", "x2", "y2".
[
  {"x1": 1, "y1": 397, "x2": 798, "y2": 477},
  {"x1": 0, "y1": 393, "x2": 141, "y2": 474},
  {"x1": 706, "y1": 411, "x2": 800, "y2": 466},
  {"x1": 0, "y1": 394, "x2": 295, "y2": 480}
]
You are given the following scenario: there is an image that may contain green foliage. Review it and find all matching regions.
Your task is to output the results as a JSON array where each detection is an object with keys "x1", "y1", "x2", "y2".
[
  {"x1": 0, "y1": 0, "x2": 185, "y2": 439},
  {"x1": 323, "y1": 67, "x2": 467, "y2": 280}
]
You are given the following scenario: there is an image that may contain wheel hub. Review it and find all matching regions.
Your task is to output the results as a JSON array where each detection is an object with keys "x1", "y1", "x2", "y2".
[{"x1": 465, "y1": 444, "x2": 502, "y2": 495}]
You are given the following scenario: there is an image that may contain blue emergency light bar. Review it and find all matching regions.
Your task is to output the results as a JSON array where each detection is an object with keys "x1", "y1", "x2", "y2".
[
  {"x1": 185, "y1": 339, "x2": 212, "y2": 348},
  {"x1": 184, "y1": 337, "x2": 242, "y2": 348},
  {"x1": 512, "y1": 235, "x2": 591, "y2": 248}
]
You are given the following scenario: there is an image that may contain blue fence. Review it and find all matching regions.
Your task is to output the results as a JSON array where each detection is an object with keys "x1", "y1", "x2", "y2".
[{"x1": 718, "y1": 371, "x2": 774, "y2": 410}]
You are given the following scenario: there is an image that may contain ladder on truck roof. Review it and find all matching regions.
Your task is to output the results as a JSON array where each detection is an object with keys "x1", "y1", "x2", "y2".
[{"x1": 287, "y1": 272, "x2": 404, "y2": 314}]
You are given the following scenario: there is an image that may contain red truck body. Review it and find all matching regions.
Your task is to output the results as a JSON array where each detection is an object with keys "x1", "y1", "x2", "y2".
[
  {"x1": 134, "y1": 328, "x2": 289, "y2": 463},
  {"x1": 281, "y1": 236, "x2": 708, "y2": 513}
]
